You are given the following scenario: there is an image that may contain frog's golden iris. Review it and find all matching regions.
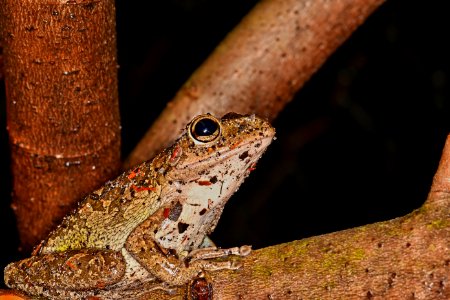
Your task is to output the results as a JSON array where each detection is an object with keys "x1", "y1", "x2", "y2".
[{"x1": 188, "y1": 114, "x2": 221, "y2": 144}]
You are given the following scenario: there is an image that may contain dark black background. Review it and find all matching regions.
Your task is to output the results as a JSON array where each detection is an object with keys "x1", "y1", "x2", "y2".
[{"x1": 1, "y1": 0, "x2": 449, "y2": 285}]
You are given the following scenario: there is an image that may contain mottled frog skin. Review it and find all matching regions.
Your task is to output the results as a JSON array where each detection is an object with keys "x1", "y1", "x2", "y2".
[{"x1": 4, "y1": 113, "x2": 275, "y2": 299}]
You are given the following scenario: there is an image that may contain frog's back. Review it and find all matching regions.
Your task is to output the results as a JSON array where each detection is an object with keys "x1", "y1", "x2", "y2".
[{"x1": 39, "y1": 161, "x2": 162, "y2": 254}]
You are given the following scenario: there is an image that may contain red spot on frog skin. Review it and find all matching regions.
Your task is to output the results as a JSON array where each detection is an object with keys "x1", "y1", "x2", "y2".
[
  {"x1": 131, "y1": 184, "x2": 156, "y2": 192},
  {"x1": 248, "y1": 162, "x2": 257, "y2": 172},
  {"x1": 65, "y1": 259, "x2": 77, "y2": 271},
  {"x1": 163, "y1": 208, "x2": 170, "y2": 218},
  {"x1": 31, "y1": 241, "x2": 43, "y2": 256},
  {"x1": 169, "y1": 145, "x2": 182, "y2": 165},
  {"x1": 181, "y1": 234, "x2": 189, "y2": 244},
  {"x1": 127, "y1": 168, "x2": 140, "y2": 179},
  {"x1": 229, "y1": 141, "x2": 241, "y2": 150},
  {"x1": 197, "y1": 180, "x2": 212, "y2": 186},
  {"x1": 95, "y1": 280, "x2": 107, "y2": 289}
]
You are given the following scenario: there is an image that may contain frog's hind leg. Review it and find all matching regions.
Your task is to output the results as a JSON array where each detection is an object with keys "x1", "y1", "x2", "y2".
[
  {"x1": 4, "y1": 249, "x2": 126, "y2": 294},
  {"x1": 103, "y1": 248, "x2": 176, "y2": 295}
]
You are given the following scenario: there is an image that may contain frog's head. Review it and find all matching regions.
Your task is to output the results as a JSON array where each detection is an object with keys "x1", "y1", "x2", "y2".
[
  {"x1": 160, "y1": 113, "x2": 275, "y2": 209},
  {"x1": 165, "y1": 113, "x2": 275, "y2": 183}
]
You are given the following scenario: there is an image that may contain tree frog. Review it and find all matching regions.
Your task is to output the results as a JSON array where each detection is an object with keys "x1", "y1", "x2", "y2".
[{"x1": 4, "y1": 113, "x2": 275, "y2": 299}]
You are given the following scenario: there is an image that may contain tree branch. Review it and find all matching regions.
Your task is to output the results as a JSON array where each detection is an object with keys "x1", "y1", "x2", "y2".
[{"x1": 125, "y1": 0, "x2": 386, "y2": 168}]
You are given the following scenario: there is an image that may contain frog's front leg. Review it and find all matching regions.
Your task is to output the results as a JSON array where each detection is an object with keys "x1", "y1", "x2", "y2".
[
  {"x1": 4, "y1": 249, "x2": 126, "y2": 294},
  {"x1": 186, "y1": 245, "x2": 251, "y2": 262},
  {"x1": 126, "y1": 218, "x2": 251, "y2": 286}
]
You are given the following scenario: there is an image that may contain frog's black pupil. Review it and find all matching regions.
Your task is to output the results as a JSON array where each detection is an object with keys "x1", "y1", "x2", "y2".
[{"x1": 194, "y1": 118, "x2": 218, "y2": 136}]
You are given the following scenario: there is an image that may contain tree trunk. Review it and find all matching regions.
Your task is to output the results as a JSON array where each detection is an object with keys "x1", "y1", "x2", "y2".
[{"x1": 0, "y1": 0, "x2": 121, "y2": 251}]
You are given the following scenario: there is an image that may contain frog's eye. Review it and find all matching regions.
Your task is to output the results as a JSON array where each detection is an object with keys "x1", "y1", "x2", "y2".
[{"x1": 188, "y1": 114, "x2": 221, "y2": 145}]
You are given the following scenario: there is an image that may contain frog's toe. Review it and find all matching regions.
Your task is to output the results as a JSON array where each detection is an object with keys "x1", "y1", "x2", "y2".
[
  {"x1": 229, "y1": 259, "x2": 243, "y2": 269},
  {"x1": 238, "y1": 245, "x2": 252, "y2": 256}
]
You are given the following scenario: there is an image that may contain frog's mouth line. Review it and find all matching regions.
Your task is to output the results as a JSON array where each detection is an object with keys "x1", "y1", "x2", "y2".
[{"x1": 177, "y1": 134, "x2": 274, "y2": 171}]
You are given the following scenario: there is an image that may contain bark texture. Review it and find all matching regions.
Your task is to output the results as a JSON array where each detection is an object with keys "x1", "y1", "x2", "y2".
[
  {"x1": 0, "y1": 0, "x2": 121, "y2": 251},
  {"x1": 125, "y1": 0, "x2": 386, "y2": 168}
]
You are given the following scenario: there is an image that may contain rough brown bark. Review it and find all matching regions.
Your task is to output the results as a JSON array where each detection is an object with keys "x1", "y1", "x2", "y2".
[
  {"x1": 124, "y1": 0, "x2": 386, "y2": 169},
  {"x1": 0, "y1": 0, "x2": 121, "y2": 251}
]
